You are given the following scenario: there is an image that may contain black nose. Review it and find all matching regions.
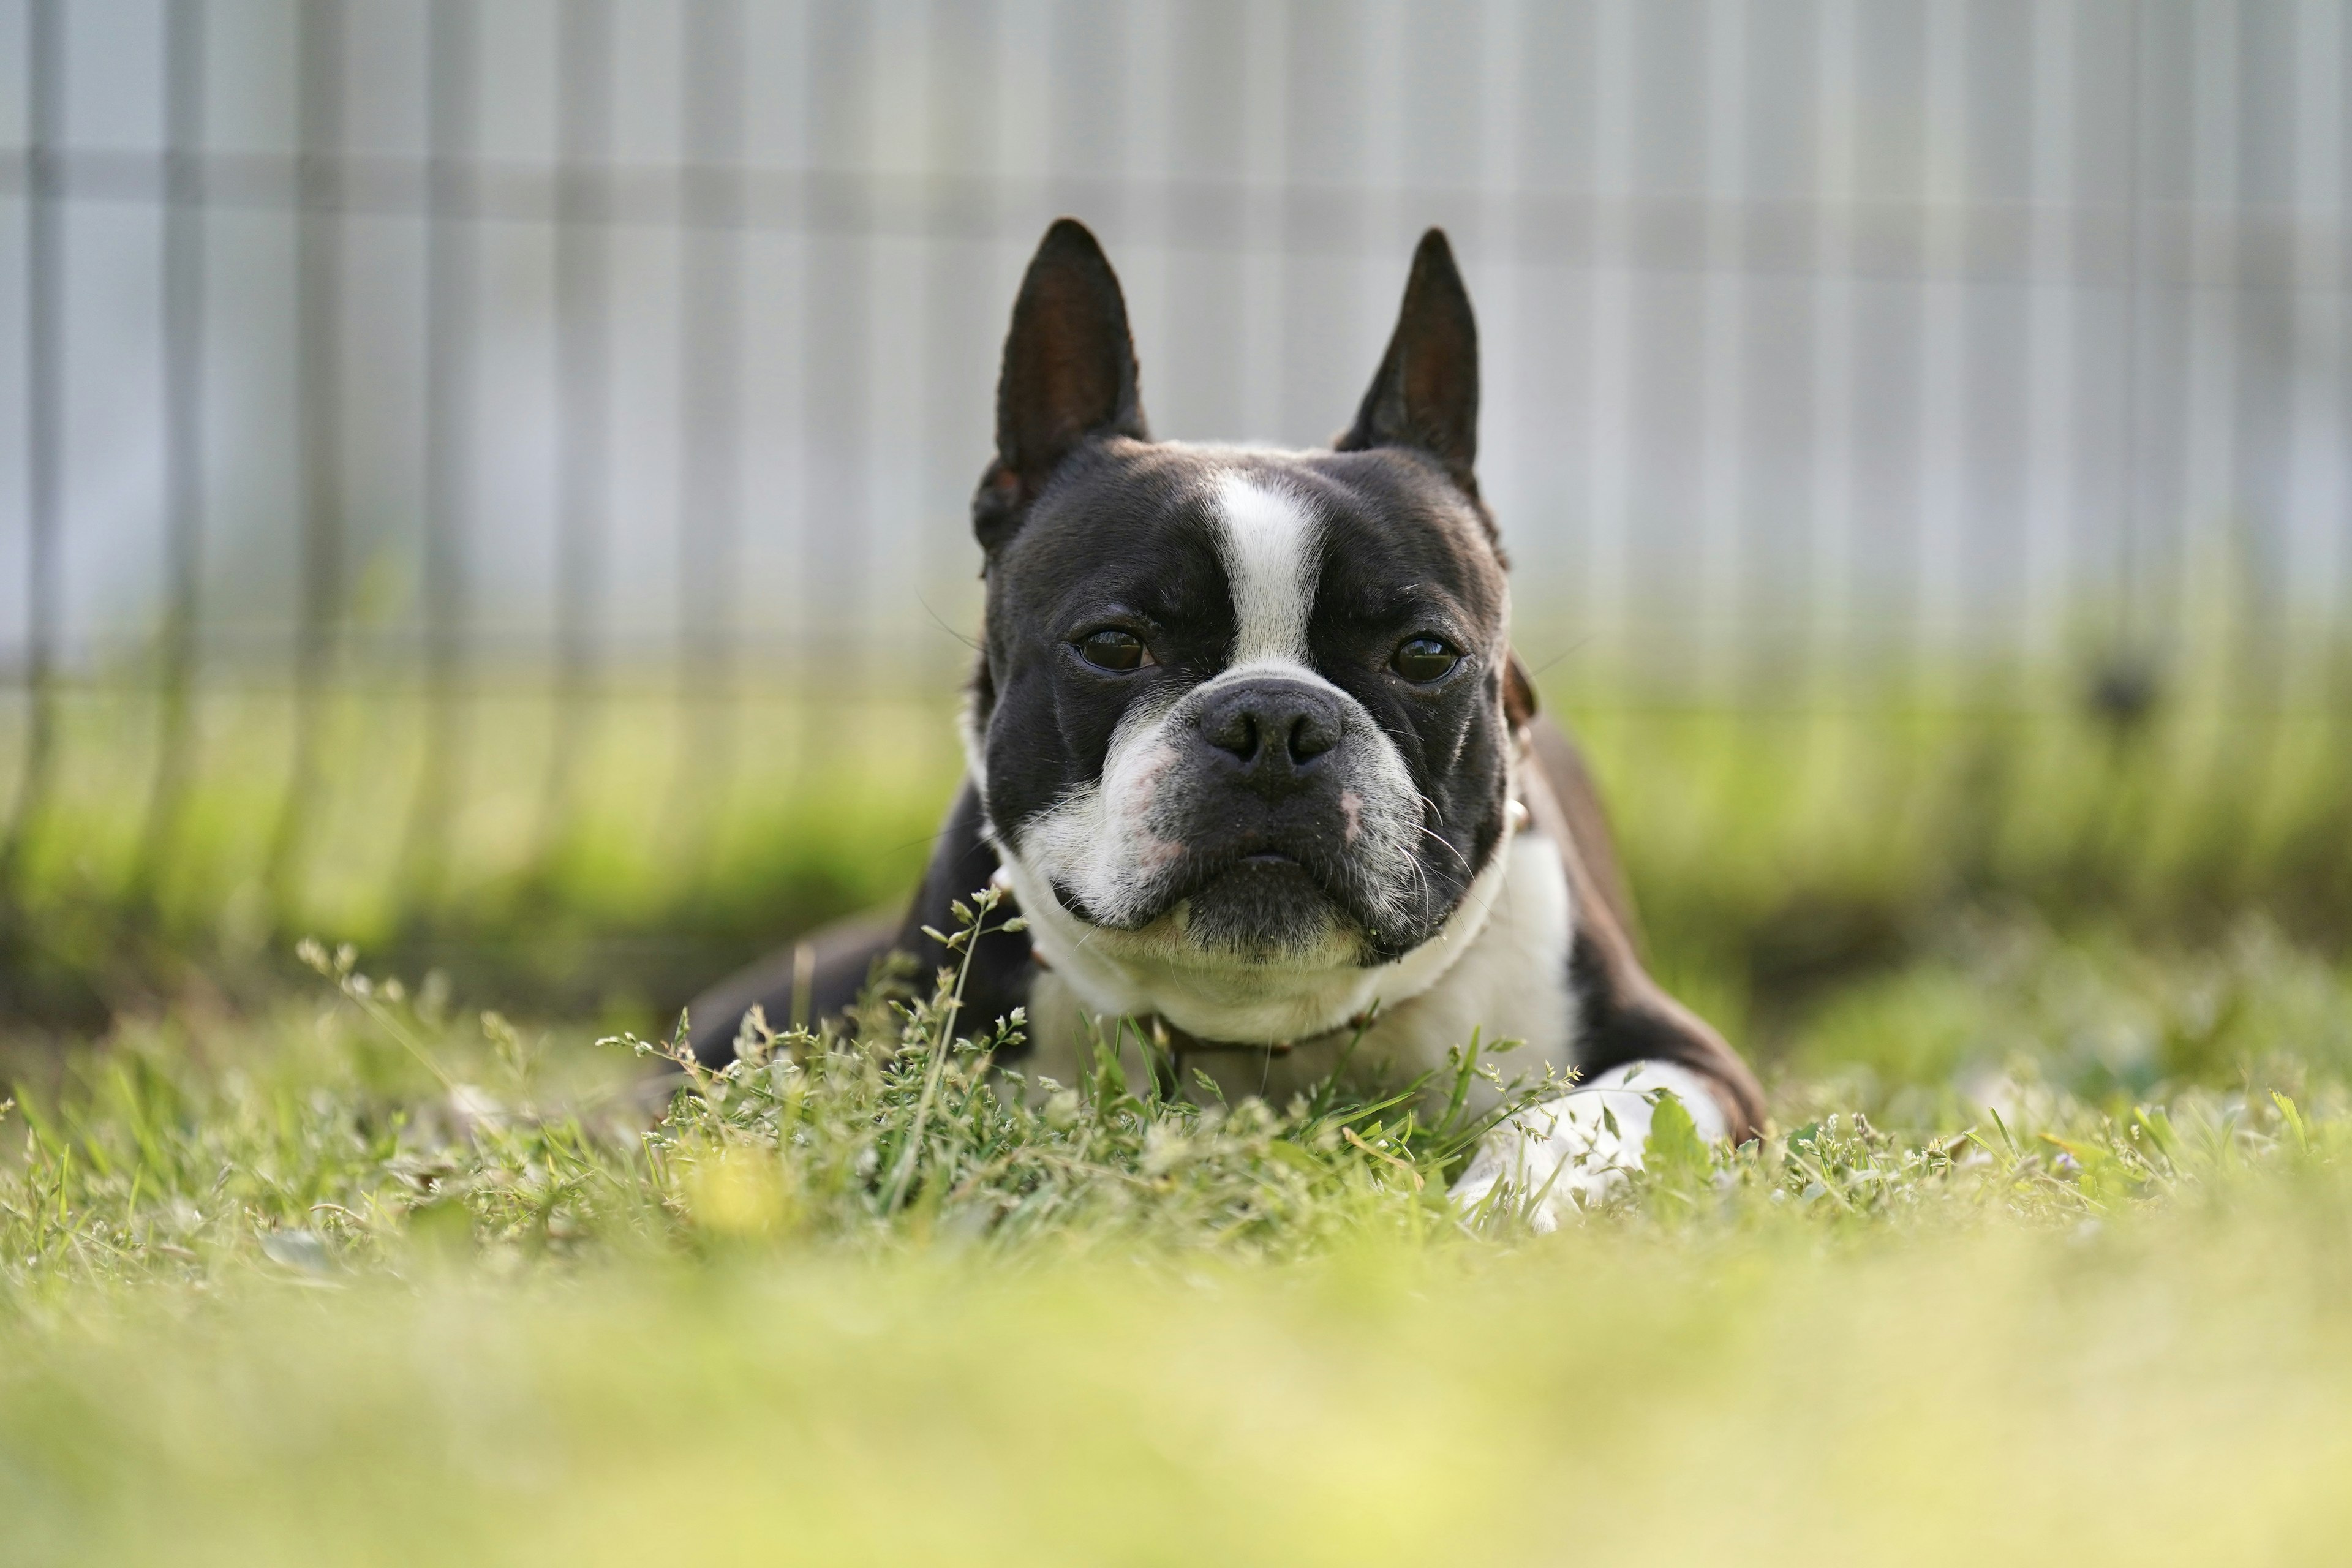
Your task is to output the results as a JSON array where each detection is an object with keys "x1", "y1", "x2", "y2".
[{"x1": 1197, "y1": 678, "x2": 1343, "y2": 791}]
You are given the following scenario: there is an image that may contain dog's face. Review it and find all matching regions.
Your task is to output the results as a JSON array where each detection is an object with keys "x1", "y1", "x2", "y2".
[
  {"x1": 980, "y1": 444, "x2": 1510, "y2": 968},
  {"x1": 967, "y1": 222, "x2": 1525, "y2": 1033}
]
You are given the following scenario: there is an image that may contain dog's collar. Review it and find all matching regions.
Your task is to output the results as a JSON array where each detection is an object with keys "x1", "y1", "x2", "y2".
[{"x1": 1021, "y1": 944, "x2": 1363, "y2": 1058}]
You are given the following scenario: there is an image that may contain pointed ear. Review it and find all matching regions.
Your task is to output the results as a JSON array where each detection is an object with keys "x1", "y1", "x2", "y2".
[
  {"x1": 973, "y1": 218, "x2": 1147, "y2": 551},
  {"x1": 1335, "y1": 228, "x2": 1479, "y2": 489},
  {"x1": 1503, "y1": 648, "x2": 1540, "y2": 732}
]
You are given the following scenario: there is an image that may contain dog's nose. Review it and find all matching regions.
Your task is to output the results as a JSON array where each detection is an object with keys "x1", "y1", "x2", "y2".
[{"x1": 1197, "y1": 679, "x2": 1343, "y2": 791}]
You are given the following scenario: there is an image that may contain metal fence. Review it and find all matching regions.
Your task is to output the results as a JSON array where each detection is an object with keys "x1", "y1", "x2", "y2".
[{"x1": 3, "y1": 0, "x2": 2351, "y2": 937}]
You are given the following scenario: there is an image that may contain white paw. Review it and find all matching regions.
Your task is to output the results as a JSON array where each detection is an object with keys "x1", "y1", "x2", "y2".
[{"x1": 1449, "y1": 1061, "x2": 1728, "y2": 1233}]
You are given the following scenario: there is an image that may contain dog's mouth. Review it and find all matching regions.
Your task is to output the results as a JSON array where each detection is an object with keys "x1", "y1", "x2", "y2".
[
  {"x1": 1051, "y1": 832, "x2": 1420, "y2": 962},
  {"x1": 1159, "y1": 836, "x2": 1341, "y2": 900}
]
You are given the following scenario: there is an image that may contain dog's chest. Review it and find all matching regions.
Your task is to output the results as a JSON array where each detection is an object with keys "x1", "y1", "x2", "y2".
[{"x1": 1017, "y1": 831, "x2": 1578, "y2": 1115}]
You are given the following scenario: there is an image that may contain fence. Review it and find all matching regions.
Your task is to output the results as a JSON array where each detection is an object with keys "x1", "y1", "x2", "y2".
[{"x1": 2, "y1": 1, "x2": 2350, "y2": 1000}]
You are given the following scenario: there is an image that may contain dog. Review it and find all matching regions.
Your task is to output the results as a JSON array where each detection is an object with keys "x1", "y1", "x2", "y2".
[{"x1": 688, "y1": 219, "x2": 1765, "y2": 1226}]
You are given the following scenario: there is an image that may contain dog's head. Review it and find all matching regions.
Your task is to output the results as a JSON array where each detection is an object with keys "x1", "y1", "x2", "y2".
[{"x1": 967, "y1": 220, "x2": 1531, "y2": 1041}]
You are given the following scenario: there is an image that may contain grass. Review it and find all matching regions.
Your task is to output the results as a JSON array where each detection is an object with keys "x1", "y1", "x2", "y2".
[
  {"x1": 6, "y1": 891, "x2": 2352, "y2": 1562},
  {"x1": 2, "y1": 652, "x2": 2348, "y2": 1029},
  {"x1": 13, "y1": 1191, "x2": 2352, "y2": 1566},
  {"x1": 4, "y1": 658, "x2": 2352, "y2": 1562}
]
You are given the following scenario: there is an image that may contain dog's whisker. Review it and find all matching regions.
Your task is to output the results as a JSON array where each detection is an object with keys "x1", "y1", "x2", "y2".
[
  {"x1": 1415, "y1": 821, "x2": 1473, "y2": 876},
  {"x1": 913, "y1": 586, "x2": 983, "y2": 653}
]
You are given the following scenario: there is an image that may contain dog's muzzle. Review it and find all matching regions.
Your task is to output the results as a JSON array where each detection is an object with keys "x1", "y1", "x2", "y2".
[{"x1": 1085, "y1": 674, "x2": 1421, "y2": 957}]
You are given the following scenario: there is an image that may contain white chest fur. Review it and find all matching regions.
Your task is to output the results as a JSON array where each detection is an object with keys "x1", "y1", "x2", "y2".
[{"x1": 1017, "y1": 829, "x2": 1579, "y2": 1117}]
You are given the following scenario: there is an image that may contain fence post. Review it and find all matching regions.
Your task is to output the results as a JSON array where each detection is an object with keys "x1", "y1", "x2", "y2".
[
  {"x1": 536, "y1": 0, "x2": 615, "y2": 876},
  {"x1": 132, "y1": 0, "x2": 212, "y2": 919},
  {"x1": 399, "y1": 0, "x2": 478, "y2": 918},
  {"x1": 0, "y1": 0, "x2": 66, "y2": 905},
  {"x1": 666, "y1": 0, "x2": 748, "y2": 883},
  {"x1": 263, "y1": 0, "x2": 349, "y2": 935}
]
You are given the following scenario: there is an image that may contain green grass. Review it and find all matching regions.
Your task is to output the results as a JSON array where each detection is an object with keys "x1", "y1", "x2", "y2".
[
  {"x1": 4, "y1": 663, "x2": 2352, "y2": 1562},
  {"x1": 6, "y1": 894, "x2": 2352, "y2": 1563},
  {"x1": 13, "y1": 1193, "x2": 2352, "y2": 1566},
  {"x1": 3, "y1": 659, "x2": 2348, "y2": 1028}
]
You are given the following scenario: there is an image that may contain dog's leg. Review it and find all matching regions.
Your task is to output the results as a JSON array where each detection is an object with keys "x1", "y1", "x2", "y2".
[
  {"x1": 1449, "y1": 1061, "x2": 1726, "y2": 1231},
  {"x1": 683, "y1": 778, "x2": 1037, "y2": 1069},
  {"x1": 682, "y1": 910, "x2": 898, "y2": 1068},
  {"x1": 1520, "y1": 712, "x2": 1767, "y2": 1139},
  {"x1": 1447, "y1": 709, "x2": 1765, "y2": 1226}
]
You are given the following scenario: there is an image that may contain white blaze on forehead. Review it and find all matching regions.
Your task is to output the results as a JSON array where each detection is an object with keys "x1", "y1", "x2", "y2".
[{"x1": 1212, "y1": 473, "x2": 1320, "y2": 668}]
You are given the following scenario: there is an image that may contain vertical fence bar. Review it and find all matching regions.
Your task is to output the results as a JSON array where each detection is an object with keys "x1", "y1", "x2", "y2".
[
  {"x1": 133, "y1": 0, "x2": 209, "y2": 914},
  {"x1": 921, "y1": 0, "x2": 993, "y2": 632},
  {"x1": 669, "y1": 0, "x2": 745, "y2": 872},
  {"x1": 2283, "y1": 0, "x2": 2352, "y2": 905},
  {"x1": 2290, "y1": 0, "x2": 2343, "y2": 702},
  {"x1": 1586, "y1": 0, "x2": 1632, "y2": 680},
  {"x1": 2113, "y1": 0, "x2": 2147, "y2": 673},
  {"x1": 265, "y1": 0, "x2": 347, "y2": 929},
  {"x1": 1915, "y1": 0, "x2": 1964, "y2": 699},
  {"x1": 1235, "y1": 1, "x2": 1286, "y2": 448},
  {"x1": 1700, "y1": 0, "x2": 1750, "y2": 699},
  {"x1": 1702, "y1": 0, "x2": 1780, "y2": 863},
  {"x1": 2339, "y1": 0, "x2": 2352, "y2": 712},
  {"x1": 2067, "y1": 2, "x2": 2158, "y2": 884},
  {"x1": 1477, "y1": 0, "x2": 1518, "y2": 509},
  {"x1": 916, "y1": 0, "x2": 993, "y2": 707},
  {"x1": 2182, "y1": 2, "x2": 2242, "y2": 662},
  {"x1": 2022, "y1": 0, "x2": 2075, "y2": 677},
  {"x1": 801, "y1": 2, "x2": 870, "y2": 773},
  {"x1": 2332, "y1": 0, "x2": 2352, "y2": 908},
  {"x1": 1272, "y1": 0, "x2": 1327, "y2": 458},
  {"x1": 537, "y1": 0, "x2": 613, "y2": 866},
  {"x1": 401, "y1": 0, "x2": 477, "y2": 914},
  {"x1": 1, "y1": 0, "x2": 65, "y2": 900},
  {"x1": 1807, "y1": 0, "x2": 1858, "y2": 724},
  {"x1": 2337, "y1": 0, "x2": 2352, "y2": 910},
  {"x1": 2216, "y1": 0, "x2": 2290, "y2": 890}
]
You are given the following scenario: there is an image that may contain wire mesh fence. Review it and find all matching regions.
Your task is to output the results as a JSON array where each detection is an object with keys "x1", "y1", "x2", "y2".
[{"x1": 2, "y1": 0, "x2": 2349, "y2": 1014}]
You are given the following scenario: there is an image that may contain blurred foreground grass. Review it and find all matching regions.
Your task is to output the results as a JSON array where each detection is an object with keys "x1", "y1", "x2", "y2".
[
  {"x1": 10, "y1": 1189, "x2": 2352, "y2": 1566},
  {"x1": 5, "y1": 902, "x2": 2352, "y2": 1564}
]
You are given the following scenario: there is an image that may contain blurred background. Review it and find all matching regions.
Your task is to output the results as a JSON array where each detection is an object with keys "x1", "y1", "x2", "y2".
[{"x1": 0, "y1": 0, "x2": 2347, "y2": 1058}]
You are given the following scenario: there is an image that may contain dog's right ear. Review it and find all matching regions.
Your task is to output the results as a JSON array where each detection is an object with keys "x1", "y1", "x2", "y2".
[{"x1": 973, "y1": 218, "x2": 1148, "y2": 553}]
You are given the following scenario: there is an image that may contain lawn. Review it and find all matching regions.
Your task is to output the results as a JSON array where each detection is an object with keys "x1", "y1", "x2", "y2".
[
  {"x1": 2, "y1": 673, "x2": 2351, "y2": 1564},
  {"x1": 5, "y1": 895, "x2": 2352, "y2": 1564}
]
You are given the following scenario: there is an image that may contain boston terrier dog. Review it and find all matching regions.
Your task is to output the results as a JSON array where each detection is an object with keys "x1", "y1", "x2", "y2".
[{"x1": 688, "y1": 219, "x2": 1765, "y2": 1226}]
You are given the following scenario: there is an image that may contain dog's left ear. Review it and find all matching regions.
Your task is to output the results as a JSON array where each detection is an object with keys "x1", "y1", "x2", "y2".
[
  {"x1": 1336, "y1": 228, "x2": 1479, "y2": 494},
  {"x1": 974, "y1": 218, "x2": 1148, "y2": 552}
]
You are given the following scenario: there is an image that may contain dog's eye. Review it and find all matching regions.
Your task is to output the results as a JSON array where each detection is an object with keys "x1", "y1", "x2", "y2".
[
  {"x1": 1077, "y1": 630, "x2": 1153, "y2": 672},
  {"x1": 1390, "y1": 637, "x2": 1460, "y2": 683}
]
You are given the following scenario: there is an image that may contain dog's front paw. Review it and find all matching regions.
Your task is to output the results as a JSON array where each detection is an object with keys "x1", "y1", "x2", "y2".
[{"x1": 1449, "y1": 1061, "x2": 1729, "y2": 1232}]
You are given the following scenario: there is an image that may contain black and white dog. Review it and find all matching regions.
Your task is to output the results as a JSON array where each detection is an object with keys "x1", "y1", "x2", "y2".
[{"x1": 690, "y1": 219, "x2": 1765, "y2": 1224}]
